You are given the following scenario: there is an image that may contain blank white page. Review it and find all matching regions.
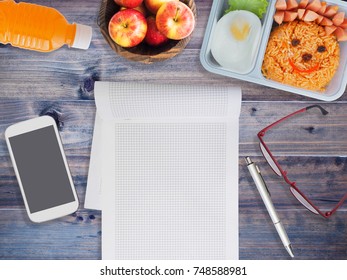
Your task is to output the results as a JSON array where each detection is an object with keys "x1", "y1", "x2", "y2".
[{"x1": 96, "y1": 82, "x2": 241, "y2": 260}]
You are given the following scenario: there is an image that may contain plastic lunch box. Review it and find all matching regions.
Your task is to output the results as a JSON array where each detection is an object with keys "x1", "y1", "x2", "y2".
[{"x1": 200, "y1": 0, "x2": 347, "y2": 101}]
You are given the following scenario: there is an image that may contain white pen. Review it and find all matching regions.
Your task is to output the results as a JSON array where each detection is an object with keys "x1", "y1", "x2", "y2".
[{"x1": 245, "y1": 156, "x2": 294, "y2": 258}]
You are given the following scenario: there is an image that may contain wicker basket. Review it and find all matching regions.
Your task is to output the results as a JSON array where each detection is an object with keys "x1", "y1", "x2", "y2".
[{"x1": 98, "y1": 0, "x2": 197, "y2": 64}]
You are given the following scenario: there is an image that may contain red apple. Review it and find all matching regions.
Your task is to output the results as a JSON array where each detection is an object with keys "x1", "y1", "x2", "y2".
[
  {"x1": 144, "y1": 0, "x2": 178, "y2": 14},
  {"x1": 114, "y1": 0, "x2": 143, "y2": 9},
  {"x1": 108, "y1": 9, "x2": 147, "y2": 48},
  {"x1": 145, "y1": 16, "x2": 169, "y2": 46},
  {"x1": 156, "y1": 1, "x2": 195, "y2": 40},
  {"x1": 120, "y1": 2, "x2": 148, "y2": 16}
]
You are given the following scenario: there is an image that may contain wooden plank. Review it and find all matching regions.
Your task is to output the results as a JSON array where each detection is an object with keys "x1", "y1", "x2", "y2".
[
  {"x1": 0, "y1": 100, "x2": 96, "y2": 155},
  {"x1": 0, "y1": 209, "x2": 101, "y2": 260},
  {"x1": 1, "y1": 208, "x2": 346, "y2": 260},
  {"x1": 240, "y1": 102, "x2": 347, "y2": 156},
  {"x1": 240, "y1": 210, "x2": 347, "y2": 259}
]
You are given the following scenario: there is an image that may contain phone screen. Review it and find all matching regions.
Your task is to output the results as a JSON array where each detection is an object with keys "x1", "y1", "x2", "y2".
[{"x1": 8, "y1": 125, "x2": 76, "y2": 213}]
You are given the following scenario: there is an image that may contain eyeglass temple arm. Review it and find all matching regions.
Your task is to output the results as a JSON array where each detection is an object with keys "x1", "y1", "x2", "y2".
[
  {"x1": 306, "y1": 105, "x2": 329, "y2": 115},
  {"x1": 258, "y1": 105, "x2": 329, "y2": 136},
  {"x1": 325, "y1": 192, "x2": 347, "y2": 217}
]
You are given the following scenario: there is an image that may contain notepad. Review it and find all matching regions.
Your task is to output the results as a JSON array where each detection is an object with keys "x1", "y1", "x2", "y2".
[{"x1": 85, "y1": 81, "x2": 241, "y2": 259}]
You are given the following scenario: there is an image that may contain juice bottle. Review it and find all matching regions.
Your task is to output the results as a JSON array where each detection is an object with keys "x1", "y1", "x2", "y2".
[{"x1": 0, "y1": 0, "x2": 92, "y2": 52}]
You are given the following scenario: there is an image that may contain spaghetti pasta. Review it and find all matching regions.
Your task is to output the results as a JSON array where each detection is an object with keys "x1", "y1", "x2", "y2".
[{"x1": 262, "y1": 20, "x2": 340, "y2": 92}]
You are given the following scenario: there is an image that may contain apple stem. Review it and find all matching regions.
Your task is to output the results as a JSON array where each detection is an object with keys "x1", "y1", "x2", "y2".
[
  {"x1": 174, "y1": 7, "x2": 181, "y2": 22},
  {"x1": 118, "y1": 17, "x2": 128, "y2": 28}
]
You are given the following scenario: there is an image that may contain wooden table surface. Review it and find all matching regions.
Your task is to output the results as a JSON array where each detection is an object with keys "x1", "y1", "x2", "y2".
[{"x1": 1, "y1": 0, "x2": 347, "y2": 260}]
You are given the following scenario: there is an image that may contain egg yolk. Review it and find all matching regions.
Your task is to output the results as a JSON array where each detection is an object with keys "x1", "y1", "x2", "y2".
[{"x1": 230, "y1": 21, "x2": 250, "y2": 41}]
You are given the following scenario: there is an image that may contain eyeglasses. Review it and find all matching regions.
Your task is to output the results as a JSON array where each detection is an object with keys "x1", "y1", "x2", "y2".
[{"x1": 258, "y1": 105, "x2": 347, "y2": 218}]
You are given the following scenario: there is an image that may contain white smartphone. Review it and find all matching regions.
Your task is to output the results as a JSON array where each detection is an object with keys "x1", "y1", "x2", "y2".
[{"x1": 5, "y1": 116, "x2": 79, "y2": 223}]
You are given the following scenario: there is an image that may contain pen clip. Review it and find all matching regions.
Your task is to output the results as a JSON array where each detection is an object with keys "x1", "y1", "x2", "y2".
[{"x1": 256, "y1": 165, "x2": 271, "y2": 197}]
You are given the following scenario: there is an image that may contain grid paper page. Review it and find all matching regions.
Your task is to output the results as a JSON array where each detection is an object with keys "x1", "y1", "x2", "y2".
[
  {"x1": 95, "y1": 82, "x2": 237, "y2": 120},
  {"x1": 97, "y1": 82, "x2": 241, "y2": 260}
]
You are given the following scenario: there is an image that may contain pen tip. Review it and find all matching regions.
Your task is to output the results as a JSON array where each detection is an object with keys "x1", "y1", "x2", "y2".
[
  {"x1": 245, "y1": 157, "x2": 252, "y2": 164},
  {"x1": 286, "y1": 245, "x2": 295, "y2": 258}
]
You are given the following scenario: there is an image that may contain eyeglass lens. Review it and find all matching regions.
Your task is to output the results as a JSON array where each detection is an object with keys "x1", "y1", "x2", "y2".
[
  {"x1": 260, "y1": 143, "x2": 321, "y2": 215},
  {"x1": 259, "y1": 142, "x2": 282, "y2": 176},
  {"x1": 290, "y1": 187, "x2": 319, "y2": 215}
]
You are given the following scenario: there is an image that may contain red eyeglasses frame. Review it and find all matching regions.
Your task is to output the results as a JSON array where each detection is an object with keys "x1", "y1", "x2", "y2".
[{"x1": 257, "y1": 105, "x2": 347, "y2": 218}]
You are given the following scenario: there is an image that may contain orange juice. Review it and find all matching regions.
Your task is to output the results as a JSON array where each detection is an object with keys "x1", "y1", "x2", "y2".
[{"x1": 0, "y1": 0, "x2": 92, "y2": 52}]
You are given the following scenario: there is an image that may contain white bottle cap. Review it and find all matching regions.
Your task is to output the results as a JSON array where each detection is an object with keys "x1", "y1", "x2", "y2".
[{"x1": 71, "y1": 23, "x2": 92, "y2": 50}]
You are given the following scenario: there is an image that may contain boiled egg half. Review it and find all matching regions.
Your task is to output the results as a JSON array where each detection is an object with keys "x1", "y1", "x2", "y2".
[{"x1": 211, "y1": 10, "x2": 262, "y2": 74}]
